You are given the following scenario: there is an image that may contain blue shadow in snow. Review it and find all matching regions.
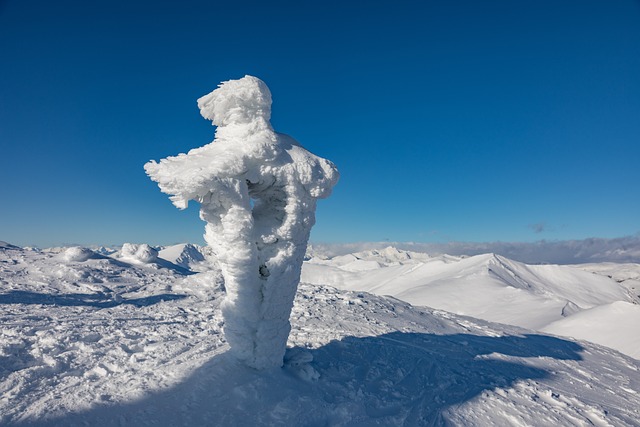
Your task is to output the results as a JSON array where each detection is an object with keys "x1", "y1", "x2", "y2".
[
  {"x1": 0, "y1": 290, "x2": 187, "y2": 308},
  {"x1": 7, "y1": 331, "x2": 587, "y2": 426},
  {"x1": 301, "y1": 331, "x2": 583, "y2": 424},
  {"x1": 98, "y1": 256, "x2": 197, "y2": 276}
]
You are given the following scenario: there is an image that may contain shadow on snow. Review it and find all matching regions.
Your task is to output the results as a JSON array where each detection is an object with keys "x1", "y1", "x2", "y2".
[
  {"x1": 0, "y1": 290, "x2": 187, "y2": 308},
  {"x1": 11, "y1": 331, "x2": 583, "y2": 426},
  {"x1": 95, "y1": 255, "x2": 197, "y2": 276}
]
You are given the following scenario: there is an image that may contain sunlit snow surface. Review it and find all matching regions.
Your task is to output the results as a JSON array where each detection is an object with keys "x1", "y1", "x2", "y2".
[
  {"x1": 303, "y1": 247, "x2": 640, "y2": 359},
  {"x1": 1, "y1": 244, "x2": 640, "y2": 426}
]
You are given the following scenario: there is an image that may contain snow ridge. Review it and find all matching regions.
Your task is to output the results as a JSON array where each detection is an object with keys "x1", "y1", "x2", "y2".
[{"x1": 158, "y1": 243, "x2": 206, "y2": 270}]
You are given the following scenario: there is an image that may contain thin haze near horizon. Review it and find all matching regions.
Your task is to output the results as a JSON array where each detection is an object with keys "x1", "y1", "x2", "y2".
[{"x1": 1, "y1": 0, "x2": 638, "y2": 248}]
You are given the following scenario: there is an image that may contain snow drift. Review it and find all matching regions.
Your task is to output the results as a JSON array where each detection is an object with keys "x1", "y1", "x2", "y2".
[{"x1": 145, "y1": 76, "x2": 339, "y2": 369}]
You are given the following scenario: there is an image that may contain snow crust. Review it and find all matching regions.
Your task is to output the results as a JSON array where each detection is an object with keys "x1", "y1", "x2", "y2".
[
  {"x1": 145, "y1": 76, "x2": 339, "y2": 369},
  {"x1": 1, "y1": 244, "x2": 640, "y2": 426}
]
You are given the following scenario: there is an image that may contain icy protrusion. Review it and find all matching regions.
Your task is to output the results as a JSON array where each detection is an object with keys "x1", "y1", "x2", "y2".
[
  {"x1": 284, "y1": 347, "x2": 319, "y2": 381},
  {"x1": 145, "y1": 75, "x2": 339, "y2": 370},
  {"x1": 63, "y1": 246, "x2": 96, "y2": 262},
  {"x1": 120, "y1": 243, "x2": 159, "y2": 264}
]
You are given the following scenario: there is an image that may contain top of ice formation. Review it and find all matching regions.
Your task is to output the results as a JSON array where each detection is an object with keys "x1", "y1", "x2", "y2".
[
  {"x1": 145, "y1": 75, "x2": 339, "y2": 210},
  {"x1": 197, "y1": 75, "x2": 272, "y2": 127}
]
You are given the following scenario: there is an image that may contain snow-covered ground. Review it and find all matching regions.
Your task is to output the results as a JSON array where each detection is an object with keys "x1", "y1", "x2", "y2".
[
  {"x1": 1, "y1": 242, "x2": 640, "y2": 425},
  {"x1": 303, "y1": 246, "x2": 640, "y2": 360}
]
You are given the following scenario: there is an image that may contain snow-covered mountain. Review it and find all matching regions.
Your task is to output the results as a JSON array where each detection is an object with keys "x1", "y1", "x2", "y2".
[
  {"x1": 1, "y1": 243, "x2": 639, "y2": 425},
  {"x1": 158, "y1": 243, "x2": 208, "y2": 270},
  {"x1": 303, "y1": 247, "x2": 640, "y2": 359}
]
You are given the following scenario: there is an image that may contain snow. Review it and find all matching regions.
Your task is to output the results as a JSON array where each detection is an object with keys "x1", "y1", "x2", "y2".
[
  {"x1": 308, "y1": 237, "x2": 640, "y2": 264},
  {"x1": 2, "y1": 243, "x2": 640, "y2": 426},
  {"x1": 62, "y1": 246, "x2": 98, "y2": 262},
  {"x1": 145, "y1": 76, "x2": 339, "y2": 369},
  {"x1": 543, "y1": 301, "x2": 640, "y2": 359},
  {"x1": 572, "y1": 262, "x2": 640, "y2": 304},
  {"x1": 0, "y1": 241, "x2": 20, "y2": 250},
  {"x1": 303, "y1": 247, "x2": 640, "y2": 360},
  {"x1": 157, "y1": 243, "x2": 207, "y2": 270},
  {"x1": 119, "y1": 243, "x2": 159, "y2": 264}
]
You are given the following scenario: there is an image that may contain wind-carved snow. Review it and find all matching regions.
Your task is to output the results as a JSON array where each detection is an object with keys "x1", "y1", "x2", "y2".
[{"x1": 145, "y1": 76, "x2": 339, "y2": 369}]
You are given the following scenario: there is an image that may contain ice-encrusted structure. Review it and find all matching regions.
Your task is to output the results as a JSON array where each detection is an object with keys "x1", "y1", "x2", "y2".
[{"x1": 145, "y1": 76, "x2": 339, "y2": 369}]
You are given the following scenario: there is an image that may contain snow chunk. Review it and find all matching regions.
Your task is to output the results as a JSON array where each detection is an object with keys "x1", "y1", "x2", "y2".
[
  {"x1": 120, "y1": 243, "x2": 159, "y2": 264},
  {"x1": 63, "y1": 246, "x2": 97, "y2": 262},
  {"x1": 145, "y1": 76, "x2": 339, "y2": 369}
]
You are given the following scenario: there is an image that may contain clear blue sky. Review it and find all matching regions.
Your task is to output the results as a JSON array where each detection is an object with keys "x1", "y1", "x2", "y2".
[{"x1": 1, "y1": 0, "x2": 639, "y2": 247}]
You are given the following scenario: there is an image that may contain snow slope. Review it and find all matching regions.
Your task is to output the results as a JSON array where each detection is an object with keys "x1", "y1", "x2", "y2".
[
  {"x1": 158, "y1": 243, "x2": 207, "y2": 270},
  {"x1": 303, "y1": 248, "x2": 640, "y2": 359},
  {"x1": 543, "y1": 301, "x2": 640, "y2": 360},
  {"x1": 1, "y1": 244, "x2": 640, "y2": 426},
  {"x1": 572, "y1": 262, "x2": 640, "y2": 304}
]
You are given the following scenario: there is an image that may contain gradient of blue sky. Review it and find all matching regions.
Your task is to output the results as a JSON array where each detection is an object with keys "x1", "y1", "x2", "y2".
[{"x1": 1, "y1": 0, "x2": 639, "y2": 247}]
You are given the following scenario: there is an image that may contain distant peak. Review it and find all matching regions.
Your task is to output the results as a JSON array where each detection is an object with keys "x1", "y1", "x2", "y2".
[{"x1": 0, "y1": 241, "x2": 21, "y2": 250}]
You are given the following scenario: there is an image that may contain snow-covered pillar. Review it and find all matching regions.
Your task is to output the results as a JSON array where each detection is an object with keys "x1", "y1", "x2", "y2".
[{"x1": 145, "y1": 76, "x2": 339, "y2": 369}]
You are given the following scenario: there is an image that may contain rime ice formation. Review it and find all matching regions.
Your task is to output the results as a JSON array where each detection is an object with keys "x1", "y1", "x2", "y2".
[{"x1": 145, "y1": 76, "x2": 339, "y2": 369}]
